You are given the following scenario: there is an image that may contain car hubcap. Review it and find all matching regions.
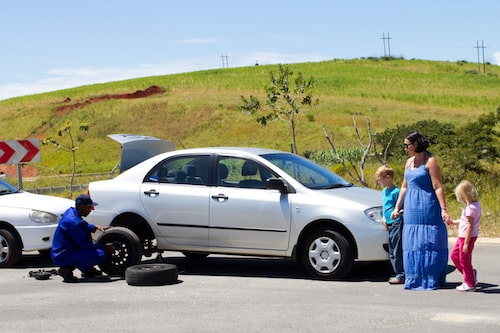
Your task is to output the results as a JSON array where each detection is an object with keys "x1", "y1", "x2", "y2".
[
  {"x1": 0, "y1": 235, "x2": 8, "y2": 263},
  {"x1": 308, "y1": 236, "x2": 341, "y2": 273},
  {"x1": 108, "y1": 240, "x2": 131, "y2": 268}
]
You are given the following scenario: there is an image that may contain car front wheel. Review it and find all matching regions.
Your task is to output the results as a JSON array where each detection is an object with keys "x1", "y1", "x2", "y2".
[
  {"x1": 96, "y1": 227, "x2": 143, "y2": 277},
  {"x1": 0, "y1": 228, "x2": 22, "y2": 267},
  {"x1": 302, "y1": 229, "x2": 353, "y2": 280}
]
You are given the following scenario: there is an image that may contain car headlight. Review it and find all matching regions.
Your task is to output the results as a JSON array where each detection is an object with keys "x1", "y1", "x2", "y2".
[
  {"x1": 30, "y1": 210, "x2": 59, "y2": 224},
  {"x1": 364, "y1": 207, "x2": 383, "y2": 223}
]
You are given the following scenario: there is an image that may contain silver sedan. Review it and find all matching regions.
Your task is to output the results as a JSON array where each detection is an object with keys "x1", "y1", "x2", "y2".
[{"x1": 87, "y1": 147, "x2": 389, "y2": 279}]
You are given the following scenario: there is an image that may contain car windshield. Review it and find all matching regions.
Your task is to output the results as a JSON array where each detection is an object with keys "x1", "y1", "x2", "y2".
[
  {"x1": 0, "y1": 178, "x2": 19, "y2": 195},
  {"x1": 262, "y1": 153, "x2": 353, "y2": 189}
]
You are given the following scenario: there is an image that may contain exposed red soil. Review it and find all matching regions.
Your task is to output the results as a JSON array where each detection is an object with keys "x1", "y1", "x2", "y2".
[
  {"x1": 0, "y1": 164, "x2": 38, "y2": 178},
  {"x1": 54, "y1": 85, "x2": 163, "y2": 115},
  {"x1": 1, "y1": 86, "x2": 164, "y2": 178}
]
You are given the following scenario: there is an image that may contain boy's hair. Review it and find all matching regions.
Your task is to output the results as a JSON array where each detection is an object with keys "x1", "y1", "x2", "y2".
[
  {"x1": 375, "y1": 165, "x2": 394, "y2": 179},
  {"x1": 454, "y1": 180, "x2": 479, "y2": 205}
]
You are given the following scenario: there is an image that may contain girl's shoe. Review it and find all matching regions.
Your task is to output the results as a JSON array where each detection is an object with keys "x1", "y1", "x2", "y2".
[{"x1": 456, "y1": 282, "x2": 476, "y2": 292}]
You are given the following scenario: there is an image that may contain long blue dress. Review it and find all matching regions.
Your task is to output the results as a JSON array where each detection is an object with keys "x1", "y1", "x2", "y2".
[{"x1": 402, "y1": 163, "x2": 448, "y2": 290}]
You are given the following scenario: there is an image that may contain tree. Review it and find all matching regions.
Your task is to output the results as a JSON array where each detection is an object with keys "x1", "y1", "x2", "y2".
[
  {"x1": 238, "y1": 64, "x2": 318, "y2": 154},
  {"x1": 42, "y1": 122, "x2": 89, "y2": 198},
  {"x1": 322, "y1": 116, "x2": 376, "y2": 187},
  {"x1": 374, "y1": 113, "x2": 500, "y2": 192}
]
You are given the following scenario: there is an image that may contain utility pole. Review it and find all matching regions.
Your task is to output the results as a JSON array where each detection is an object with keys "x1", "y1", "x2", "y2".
[
  {"x1": 220, "y1": 54, "x2": 229, "y2": 68},
  {"x1": 482, "y1": 40, "x2": 486, "y2": 74},
  {"x1": 381, "y1": 33, "x2": 392, "y2": 57},
  {"x1": 475, "y1": 41, "x2": 481, "y2": 73},
  {"x1": 475, "y1": 40, "x2": 487, "y2": 74}
]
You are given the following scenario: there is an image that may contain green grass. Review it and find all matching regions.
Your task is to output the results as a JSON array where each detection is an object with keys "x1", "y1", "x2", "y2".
[{"x1": 1, "y1": 58, "x2": 499, "y2": 235}]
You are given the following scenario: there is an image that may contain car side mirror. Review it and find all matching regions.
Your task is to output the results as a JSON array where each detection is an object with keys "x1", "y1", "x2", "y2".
[{"x1": 266, "y1": 178, "x2": 290, "y2": 194}]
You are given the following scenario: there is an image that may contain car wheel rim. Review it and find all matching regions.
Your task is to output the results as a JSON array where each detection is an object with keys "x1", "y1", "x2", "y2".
[
  {"x1": 308, "y1": 236, "x2": 341, "y2": 274},
  {"x1": 108, "y1": 239, "x2": 132, "y2": 268},
  {"x1": 0, "y1": 235, "x2": 8, "y2": 263}
]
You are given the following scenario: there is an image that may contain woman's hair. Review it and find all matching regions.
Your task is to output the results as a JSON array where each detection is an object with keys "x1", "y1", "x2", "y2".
[
  {"x1": 454, "y1": 180, "x2": 479, "y2": 205},
  {"x1": 405, "y1": 132, "x2": 429, "y2": 153}
]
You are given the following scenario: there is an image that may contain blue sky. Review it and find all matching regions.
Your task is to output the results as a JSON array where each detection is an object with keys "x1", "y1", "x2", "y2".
[{"x1": 1, "y1": 0, "x2": 498, "y2": 101}]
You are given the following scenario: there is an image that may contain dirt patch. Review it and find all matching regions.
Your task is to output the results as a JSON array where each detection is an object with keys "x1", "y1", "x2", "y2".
[
  {"x1": 1, "y1": 86, "x2": 164, "y2": 178},
  {"x1": 54, "y1": 85, "x2": 164, "y2": 115},
  {"x1": 0, "y1": 164, "x2": 38, "y2": 178}
]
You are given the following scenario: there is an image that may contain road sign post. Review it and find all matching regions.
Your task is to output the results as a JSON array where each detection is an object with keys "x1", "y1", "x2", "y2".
[{"x1": 0, "y1": 139, "x2": 41, "y2": 188}]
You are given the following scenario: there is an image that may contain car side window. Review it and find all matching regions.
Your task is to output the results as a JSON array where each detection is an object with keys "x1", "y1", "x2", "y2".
[
  {"x1": 145, "y1": 155, "x2": 210, "y2": 185},
  {"x1": 217, "y1": 157, "x2": 275, "y2": 189}
]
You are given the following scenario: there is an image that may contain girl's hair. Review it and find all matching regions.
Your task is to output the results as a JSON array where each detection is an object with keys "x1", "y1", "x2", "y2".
[
  {"x1": 375, "y1": 165, "x2": 394, "y2": 179},
  {"x1": 454, "y1": 180, "x2": 479, "y2": 205},
  {"x1": 405, "y1": 132, "x2": 429, "y2": 153}
]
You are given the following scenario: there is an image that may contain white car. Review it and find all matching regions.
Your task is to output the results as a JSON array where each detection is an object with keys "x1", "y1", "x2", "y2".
[
  {"x1": 0, "y1": 178, "x2": 74, "y2": 267},
  {"x1": 87, "y1": 147, "x2": 389, "y2": 279}
]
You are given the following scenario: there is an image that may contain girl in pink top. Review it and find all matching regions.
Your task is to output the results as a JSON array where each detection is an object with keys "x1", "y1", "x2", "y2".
[{"x1": 447, "y1": 180, "x2": 482, "y2": 292}]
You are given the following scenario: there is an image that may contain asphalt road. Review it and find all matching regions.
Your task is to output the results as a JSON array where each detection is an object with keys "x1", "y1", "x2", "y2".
[{"x1": 1, "y1": 240, "x2": 499, "y2": 333}]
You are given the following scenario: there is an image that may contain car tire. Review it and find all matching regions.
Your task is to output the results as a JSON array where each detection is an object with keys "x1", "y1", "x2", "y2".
[
  {"x1": 0, "y1": 228, "x2": 22, "y2": 267},
  {"x1": 96, "y1": 227, "x2": 143, "y2": 277},
  {"x1": 125, "y1": 263, "x2": 178, "y2": 286},
  {"x1": 302, "y1": 229, "x2": 353, "y2": 280}
]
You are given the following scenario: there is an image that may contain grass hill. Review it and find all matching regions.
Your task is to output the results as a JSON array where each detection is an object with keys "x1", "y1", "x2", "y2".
[
  {"x1": 1, "y1": 58, "x2": 498, "y2": 174},
  {"x1": 1, "y1": 58, "x2": 499, "y2": 234}
]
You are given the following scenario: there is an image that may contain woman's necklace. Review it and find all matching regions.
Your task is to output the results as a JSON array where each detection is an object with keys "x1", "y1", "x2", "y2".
[{"x1": 412, "y1": 155, "x2": 426, "y2": 168}]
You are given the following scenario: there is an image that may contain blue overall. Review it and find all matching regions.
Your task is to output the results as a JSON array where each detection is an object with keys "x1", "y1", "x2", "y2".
[{"x1": 51, "y1": 207, "x2": 106, "y2": 272}]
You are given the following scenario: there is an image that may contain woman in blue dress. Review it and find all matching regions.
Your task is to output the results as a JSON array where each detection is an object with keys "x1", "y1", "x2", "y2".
[{"x1": 391, "y1": 132, "x2": 450, "y2": 290}]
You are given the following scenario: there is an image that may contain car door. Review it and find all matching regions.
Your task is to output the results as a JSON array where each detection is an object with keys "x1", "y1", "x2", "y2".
[
  {"x1": 209, "y1": 156, "x2": 292, "y2": 251},
  {"x1": 139, "y1": 154, "x2": 211, "y2": 247}
]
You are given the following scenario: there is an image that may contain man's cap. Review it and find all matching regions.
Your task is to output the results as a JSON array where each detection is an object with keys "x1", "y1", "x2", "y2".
[{"x1": 75, "y1": 194, "x2": 98, "y2": 207}]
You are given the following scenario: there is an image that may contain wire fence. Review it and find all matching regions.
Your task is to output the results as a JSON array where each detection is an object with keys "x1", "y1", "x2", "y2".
[{"x1": 22, "y1": 172, "x2": 115, "y2": 197}]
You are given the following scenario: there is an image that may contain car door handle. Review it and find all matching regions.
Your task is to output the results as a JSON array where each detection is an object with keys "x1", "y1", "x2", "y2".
[
  {"x1": 144, "y1": 189, "x2": 160, "y2": 197},
  {"x1": 211, "y1": 193, "x2": 228, "y2": 202}
]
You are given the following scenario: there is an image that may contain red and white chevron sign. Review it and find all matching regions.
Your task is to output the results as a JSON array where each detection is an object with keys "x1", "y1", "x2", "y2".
[{"x1": 0, "y1": 139, "x2": 41, "y2": 164}]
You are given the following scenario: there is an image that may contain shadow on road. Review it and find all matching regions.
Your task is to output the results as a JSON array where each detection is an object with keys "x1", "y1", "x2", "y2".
[
  {"x1": 11, "y1": 252, "x2": 500, "y2": 291},
  {"x1": 150, "y1": 253, "x2": 395, "y2": 282}
]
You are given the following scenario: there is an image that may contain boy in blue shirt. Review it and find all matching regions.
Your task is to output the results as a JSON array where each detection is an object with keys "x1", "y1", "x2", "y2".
[{"x1": 376, "y1": 165, "x2": 404, "y2": 284}]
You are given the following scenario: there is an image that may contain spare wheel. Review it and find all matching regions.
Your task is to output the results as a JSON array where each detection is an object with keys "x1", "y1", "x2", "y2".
[{"x1": 125, "y1": 263, "x2": 178, "y2": 286}]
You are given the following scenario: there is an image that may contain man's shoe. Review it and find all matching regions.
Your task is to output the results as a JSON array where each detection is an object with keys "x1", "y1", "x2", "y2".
[
  {"x1": 58, "y1": 267, "x2": 78, "y2": 283},
  {"x1": 388, "y1": 276, "x2": 404, "y2": 284},
  {"x1": 82, "y1": 267, "x2": 103, "y2": 279},
  {"x1": 456, "y1": 282, "x2": 476, "y2": 292}
]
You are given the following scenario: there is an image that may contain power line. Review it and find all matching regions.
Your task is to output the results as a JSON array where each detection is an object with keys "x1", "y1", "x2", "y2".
[
  {"x1": 475, "y1": 40, "x2": 487, "y2": 74},
  {"x1": 221, "y1": 54, "x2": 229, "y2": 68},
  {"x1": 381, "y1": 33, "x2": 392, "y2": 57}
]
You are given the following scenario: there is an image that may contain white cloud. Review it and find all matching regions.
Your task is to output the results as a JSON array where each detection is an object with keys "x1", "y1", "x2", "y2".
[
  {"x1": 0, "y1": 52, "x2": 332, "y2": 101},
  {"x1": 0, "y1": 60, "x2": 214, "y2": 101},
  {"x1": 493, "y1": 52, "x2": 500, "y2": 65}
]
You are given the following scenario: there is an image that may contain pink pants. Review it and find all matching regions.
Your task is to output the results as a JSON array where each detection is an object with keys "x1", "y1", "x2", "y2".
[{"x1": 450, "y1": 237, "x2": 477, "y2": 287}]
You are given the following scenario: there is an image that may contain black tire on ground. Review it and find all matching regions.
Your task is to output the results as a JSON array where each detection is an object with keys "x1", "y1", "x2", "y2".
[
  {"x1": 125, "y1": 263, "x2": 178, "y2": 286},
  {"x1": 96, "y1": 227, "x2": 143, "y2": 277},
  {"x1": 0, "y1": 228, "x2": 22, "y2": 267},
  {"x1": 301, "y1": 229, "x2": 354, "y2": 280},
  {"x1": 182, "y1": 252, "x2": 209, "y2": 261}
]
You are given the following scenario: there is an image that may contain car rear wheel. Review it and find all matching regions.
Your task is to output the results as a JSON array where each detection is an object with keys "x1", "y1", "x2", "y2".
[
  {"x1": 96, "y1": 227, "x2": 143, "y2": 277},
  {"x1": 0, "y1": 228, "x2": 22, "y2": 267},
  {"x1": 302, "y1": 229, "x2": 353, "y2": 280}
]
